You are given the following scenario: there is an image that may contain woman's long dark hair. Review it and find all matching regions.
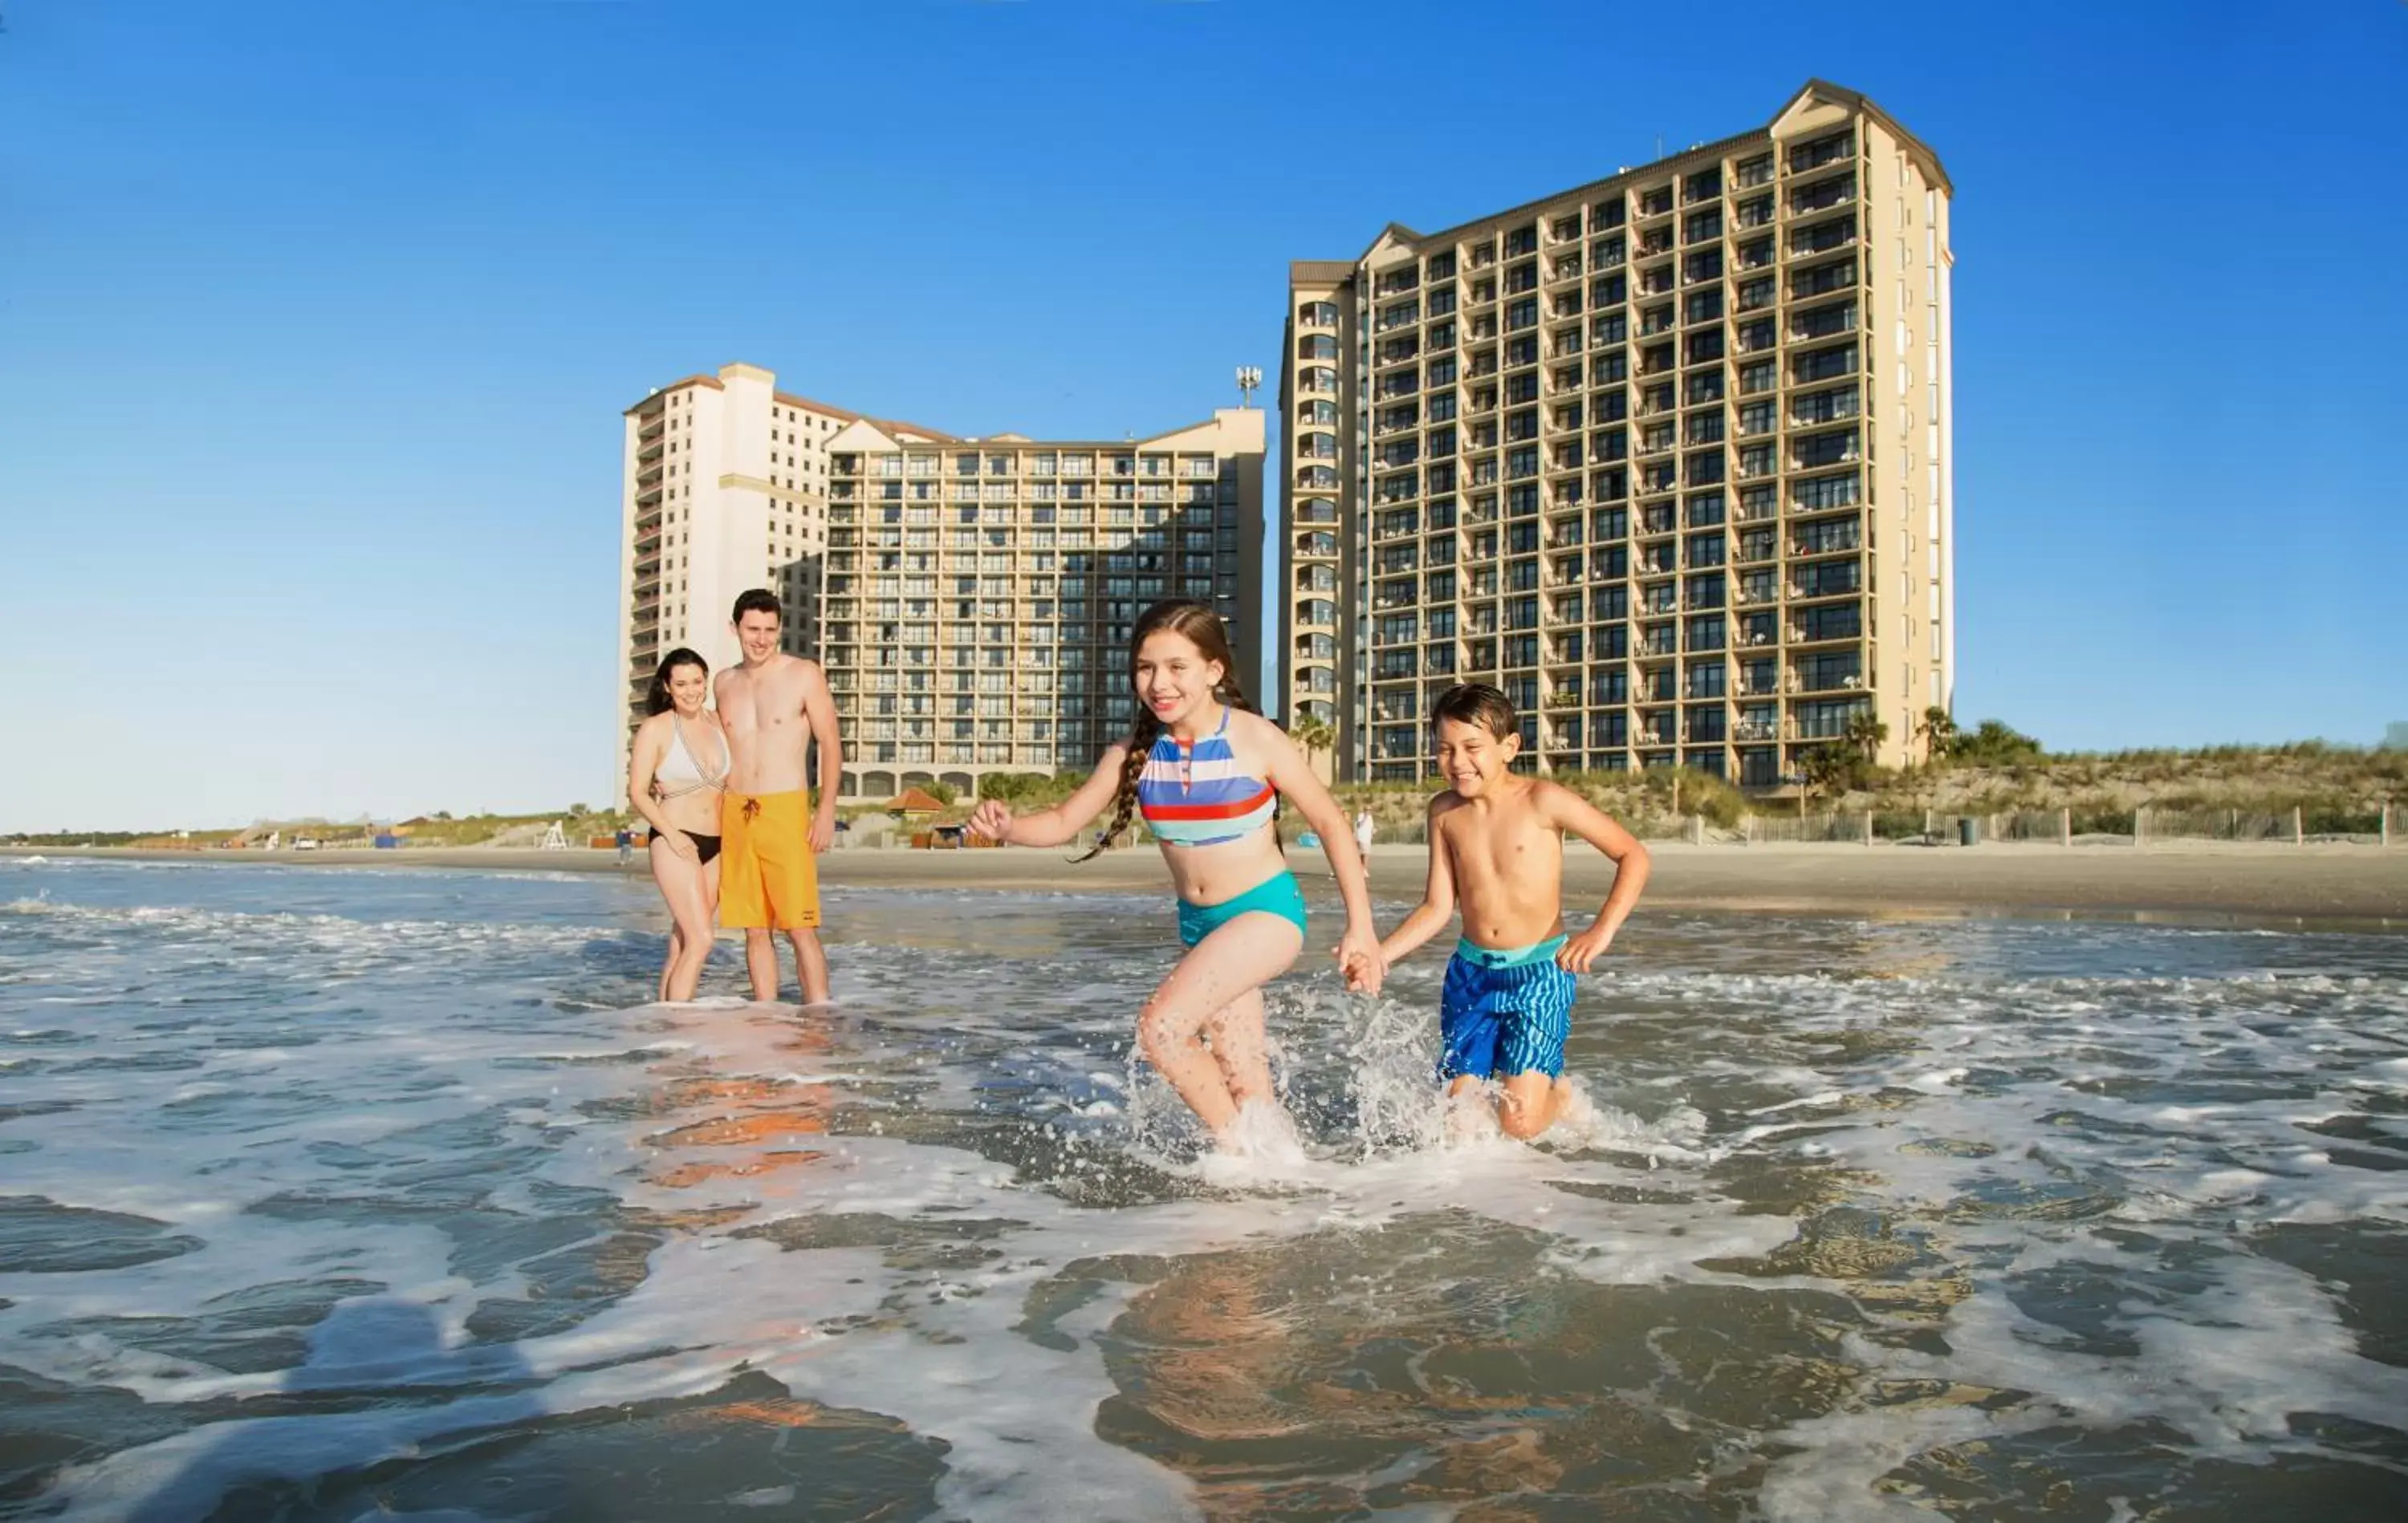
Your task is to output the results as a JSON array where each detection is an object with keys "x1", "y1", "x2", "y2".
[
  {"x1": 645, "y1": 648, "x2": 709, "y2": 716},
  {"x1": 1077, "y1": 599, "x2": 1259, "y2": 862}
]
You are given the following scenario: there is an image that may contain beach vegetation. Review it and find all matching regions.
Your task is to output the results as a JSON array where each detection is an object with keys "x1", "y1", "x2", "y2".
[
  {"x1": 1843, "y1": 711, "x2": 1889, "y2": 763},
  {"x1": 1915, "y1": 706, "x2": 1959, "y2": 768},
  {"x1": 1291, "y1": 717, "x2": 1336, "y2": 774},
  {"x1": 1952, "y1": 719, "x2": 2044, "y2": 767},
  {"x1": 975, "y1": 771, "x2": 1084, "y2": 807},
  {"x1": 26, "y1": 734, "x2": 2400, "y2": 850},
  {"x1": 1799, "y1": 743, "x2": 1861, "y2": 801}
]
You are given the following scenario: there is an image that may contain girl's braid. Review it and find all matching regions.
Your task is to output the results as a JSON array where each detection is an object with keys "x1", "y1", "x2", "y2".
[{"x1": 1073, "y1": 706, "x2": 1161, "y2": 862}]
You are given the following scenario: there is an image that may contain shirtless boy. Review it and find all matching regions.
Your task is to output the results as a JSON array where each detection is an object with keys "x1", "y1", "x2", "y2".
[
  {"x1": 714, "y1": 589, "x2": 842, "y2": 1005},
  {"x1": 1372, "y1": 683, "x2": 1651, "y2": 1140}
]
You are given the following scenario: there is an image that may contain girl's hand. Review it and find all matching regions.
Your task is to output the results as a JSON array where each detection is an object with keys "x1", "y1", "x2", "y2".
[
  {"x1": 1556, "y1": 924, "x2": 1614, "y2": 973},
  {"x1": 1336, "y1": 926, "x2": 1386, "y2": 995},
  {"x1": 969, "y1": 800, "x2": 1015, "y2": 843},
  {"x1": 661, "y1": 831, "x2": 698, "y2": 863}
]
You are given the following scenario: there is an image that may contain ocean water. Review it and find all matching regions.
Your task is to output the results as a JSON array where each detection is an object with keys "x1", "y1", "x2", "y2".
[{"x1": 2, "y1": 858, "x2": 2406, "y2": 1522}]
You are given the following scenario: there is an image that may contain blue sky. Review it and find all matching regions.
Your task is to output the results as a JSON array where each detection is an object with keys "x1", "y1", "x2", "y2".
[{"x1": 2, "y1": 0, "x2": 2402, "y2": 831}]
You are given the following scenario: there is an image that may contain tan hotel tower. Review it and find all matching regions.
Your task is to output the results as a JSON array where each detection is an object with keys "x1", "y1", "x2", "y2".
[
  {"x1": 619, "y1": 362, "x2": 1266, "y2": 801},
  {"x1": 1279, "y1": 80, "x2": 1953, "y2": 786}
]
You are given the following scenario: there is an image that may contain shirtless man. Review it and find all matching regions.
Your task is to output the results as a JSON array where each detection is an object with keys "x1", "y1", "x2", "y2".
[{"x1": 714, "y1": 588, "x2": 842, "y2": 1005}]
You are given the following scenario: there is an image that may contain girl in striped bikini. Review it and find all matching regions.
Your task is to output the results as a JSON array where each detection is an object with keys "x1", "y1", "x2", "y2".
[{"x1": 969, "y1": 599, "x2": 1385, "y2": 1151}]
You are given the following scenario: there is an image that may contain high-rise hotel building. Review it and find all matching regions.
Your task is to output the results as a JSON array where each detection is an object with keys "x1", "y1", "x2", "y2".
[
  {"x1": 818, "y1": 412, "x2": 1264, "y2": 799},
  {"x1": 618, "y1": 361, "x2": 1265, "y2": 802},
  {"x1": 1279, "y1": 81, "x2": 1953, "y2": 786},
  {"x1": 616, "y1": 362, "x2": 953, "y2": 794}
]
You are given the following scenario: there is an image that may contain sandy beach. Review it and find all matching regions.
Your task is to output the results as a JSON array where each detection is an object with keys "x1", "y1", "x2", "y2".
[{"x1": 12, "y1": 840, "x2": 2406, "y2": 927}]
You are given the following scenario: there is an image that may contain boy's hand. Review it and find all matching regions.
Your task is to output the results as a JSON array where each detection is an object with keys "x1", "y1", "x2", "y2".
[
  {"x1": 1336, "y1": 928, "x2": 1386, "y2": 996},
  {"x1": 968, "y1": 801, "x2": 1014, "y2": 843},
  {"x1": 1556, "y1": 924, "x2": 1616, "y2": 973}
]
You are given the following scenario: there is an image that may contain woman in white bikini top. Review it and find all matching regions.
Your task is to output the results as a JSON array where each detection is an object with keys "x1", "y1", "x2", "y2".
[
  {"x1": 627, "y1": 648, "x2": 734, "y2": 1002},
  {"x1": 653, "y1": 712, "x2": 731, "y2": 802}
]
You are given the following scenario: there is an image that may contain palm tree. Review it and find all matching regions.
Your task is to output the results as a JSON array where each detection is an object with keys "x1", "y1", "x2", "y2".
[
  {"x1": 1914, "y1": 705, "x2": 1958, "y2": 769},
  {"x1": 1291, "y1": 717, "x2": 1336, "y2": 776},
  {"x1": 1842, "y1": 710, "x2": 1889, "y2": 766},
  {"x1": 1799, "y1": 743, "x2": 1851, "y2": 803}
]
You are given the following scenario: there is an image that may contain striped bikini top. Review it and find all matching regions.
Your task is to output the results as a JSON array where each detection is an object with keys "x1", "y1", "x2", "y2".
[{"x1": 1136, "y1": 706, "x2": 1278, "y2": 847}]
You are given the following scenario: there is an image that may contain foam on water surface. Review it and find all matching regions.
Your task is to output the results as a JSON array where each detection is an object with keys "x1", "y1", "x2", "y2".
[{"x1": 3, "y1": 862, "x2": 2406, "y2": 1519}]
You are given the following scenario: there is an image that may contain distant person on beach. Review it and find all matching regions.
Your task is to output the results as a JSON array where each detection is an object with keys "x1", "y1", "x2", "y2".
[
  {"x1": 1373, "y1": 683, "x2": 1650, "y2": 1142},
  {"x1": 615, "y1": 826, "x2": 633, "y2": 866},
  {"x1": 1353, "y1": 808, "x2": 1375, "y2": 859},
  {"x1": 626, "y1": 647, "x2": 731, "y2": 1002},
  {"x1": 969, "y1": 599, "x2": 1383, "y2": 1155},
  {"x1": 714, "y1": 589, "x2": 840, "y2": 1005}
]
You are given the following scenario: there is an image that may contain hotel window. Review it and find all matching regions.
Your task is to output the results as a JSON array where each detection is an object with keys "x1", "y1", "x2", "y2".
[
  {"x1": 1795, "y1": 428, "x2": 1858, "y2": 469},
  {"x1": 1794, "y1": 473, "x2": 1860, "y2": 511},
  {"x1": 1797, "y1": 602, "x2": 1862, "y2": 642}
]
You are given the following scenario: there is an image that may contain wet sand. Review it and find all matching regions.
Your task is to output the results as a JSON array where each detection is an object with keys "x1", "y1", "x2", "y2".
[{"x1": 13, "y1": 841, "x2": 2406, "y2": 927}]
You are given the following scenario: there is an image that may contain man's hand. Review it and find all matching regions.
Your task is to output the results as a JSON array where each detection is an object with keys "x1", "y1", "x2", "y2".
[
  {"x1": 809, "y1": 812, "x2": 836, "y2": 855},
  {"x1": 1556, "y1": 924, "x2": 1616, "y2": 973},
  {"x1": 969, "y1": 800, "x2": 1014, "y2": 844}
]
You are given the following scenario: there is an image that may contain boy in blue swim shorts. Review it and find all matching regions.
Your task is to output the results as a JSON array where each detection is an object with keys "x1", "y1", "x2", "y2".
[{"x1": 1365, "y1": 684, "x2": 1651, "y2": 1140}]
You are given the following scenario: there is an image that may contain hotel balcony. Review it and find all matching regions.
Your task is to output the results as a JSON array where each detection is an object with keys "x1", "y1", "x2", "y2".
[
  {"x1": 1788, "y1": 178, "x2": 1857, "y2": 217},
  {"x1": 1787, "y1": 224, "x2": 1857, "y2": 262},
  {"x1": 1784, "y1": 669, "x2": 1865, "y2": 694},
  {"x1": 1788, "y1": 134, "x2": 1853, "y2": 173}
]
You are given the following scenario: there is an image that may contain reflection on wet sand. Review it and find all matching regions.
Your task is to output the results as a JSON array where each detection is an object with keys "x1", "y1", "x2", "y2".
[
  {"x1": 637, "y1": 1005, "x2": 839, "y2": 1191},
  {"x1": 1086, "y1": 1212, "x2": 1873, "y2": 1517}
]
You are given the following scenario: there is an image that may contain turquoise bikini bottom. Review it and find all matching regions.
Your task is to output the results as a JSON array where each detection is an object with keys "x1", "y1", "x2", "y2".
[{"x1": 1176, "y1": 870, "x2": 1309, "y2": 948}]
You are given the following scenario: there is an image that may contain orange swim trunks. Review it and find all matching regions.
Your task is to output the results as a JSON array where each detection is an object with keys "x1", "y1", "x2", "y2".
[{"x1": 718, "y1": 790, "x2": 821, "y2": 930}]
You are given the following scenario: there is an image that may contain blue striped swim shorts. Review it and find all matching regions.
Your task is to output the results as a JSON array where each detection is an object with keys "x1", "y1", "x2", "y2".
[{"x1": 1438, "y1": 935, "x2": 1576, "y2": 1081}]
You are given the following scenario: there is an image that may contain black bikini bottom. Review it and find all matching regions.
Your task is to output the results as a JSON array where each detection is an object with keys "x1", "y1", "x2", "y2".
[{"x1": 683, "y1": 831, "x2": 722, "y2": 865}]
